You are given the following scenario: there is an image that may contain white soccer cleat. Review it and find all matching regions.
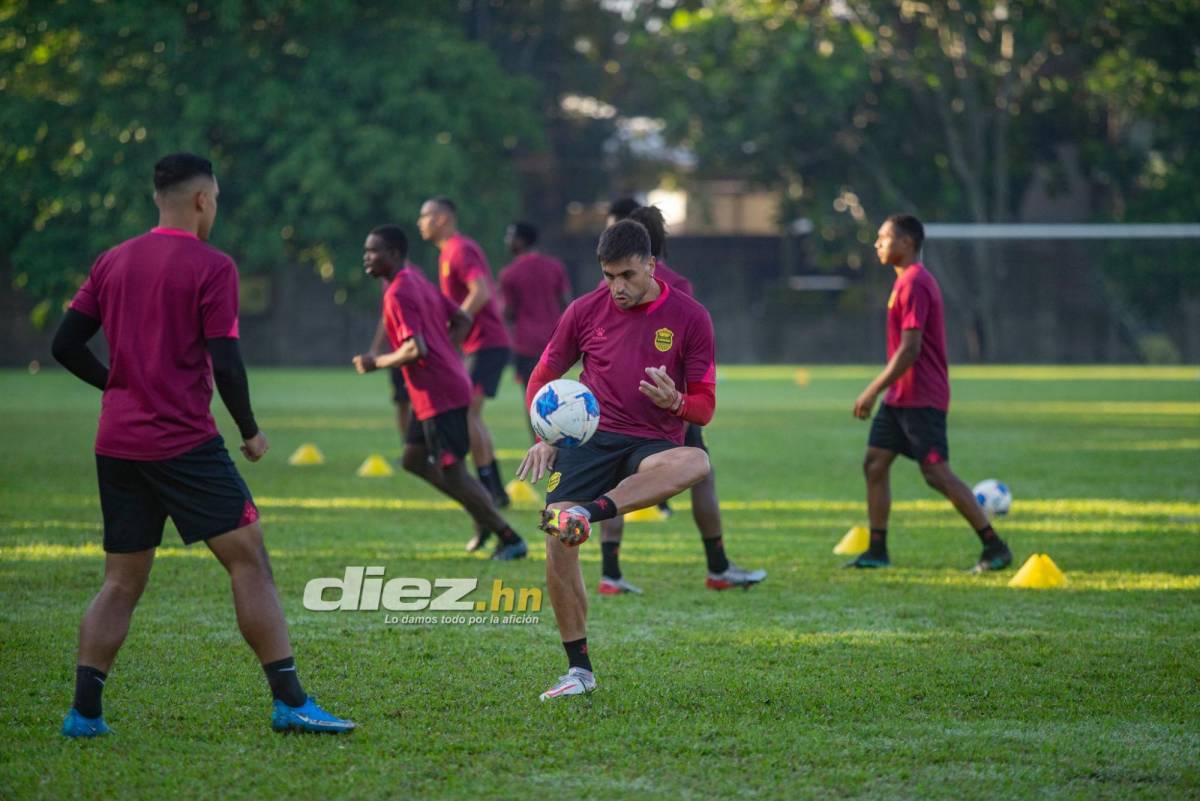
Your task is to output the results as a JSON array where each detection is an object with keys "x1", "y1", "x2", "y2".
[
  {"x1": 706, "y1": 562, "x2": 767, "y2": 590},
  {"x1": 598, "y1": 576, "x2": 643, "y2": 595},
  {"x1": 539, "y1": 667, "x2": 597, "y2": 701}
]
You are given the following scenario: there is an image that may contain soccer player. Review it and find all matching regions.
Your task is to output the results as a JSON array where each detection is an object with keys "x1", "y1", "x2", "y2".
[
  {"x1": 353, "y1": 225, "x2": 527, "y2": 560},
  {"x1": 417, "y1": 197, "x2": 512, "y2": 510},
  {"x1": 498, "y1": 220, "x2": 571, "y2": 439},
  {"x1": 50, "y1": 153, "x2": 354, "y2": 737},
  {"x1": 595, "y1": 205, "x2": 765, "y2": 595},
  {"x1": 367, "y1": 295, "x2": 412, "y2": 443},
  {"x1": 517, "y1": 220, "x2": 716, "y2": 700},
  {"x1": 849, "y1": 213, "x2": 1013, "y2": 572}
]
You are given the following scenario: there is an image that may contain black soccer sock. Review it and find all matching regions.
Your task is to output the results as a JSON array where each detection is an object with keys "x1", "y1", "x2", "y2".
[
  {"x1": 478, "y1": 461, "x2": 506, "y2": 497},
  {"x1": 702, "y1": 536, "x2": 730, "y2": 574},
  {"x1": 563, "y1": 638, "x2": 592, "y2": 672},
  {"x1": 579, "y1": 495, "x2": 618, "y2": 523},
  {"x1": 601, "y1": 540, "x2": 622, "y2": 580},
  {"x1": 490, "y1": 459, "x2": 506, "y2": 494},
  {"x1": 263, "y1": 656, "x2": 307, "y2": 708},
  {"x1": 869, "y1": 528, "x2": 888, "y2": 555},
  {"x1": 73, "y1": 665, "x2": 107, "y2": 719},
  {"x1": 496, "y1": 525, "x2": 520, "y2": 545},
  {"x1": 975, "y1": 524, "x2": 1000, "y2": 546}
]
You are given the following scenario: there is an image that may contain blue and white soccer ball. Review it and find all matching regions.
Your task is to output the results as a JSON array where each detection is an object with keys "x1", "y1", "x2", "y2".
[
  {"x1": 973, "y1": 479, "x2": 1012, "y2": 519},
  {"x1": 530, "y1": 379, "x2": 600, "y2": 448}
]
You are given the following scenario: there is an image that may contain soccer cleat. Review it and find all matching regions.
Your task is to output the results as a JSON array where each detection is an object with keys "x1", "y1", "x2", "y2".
[
  {"x1": 969, "y1": 541, "x2": 1013, "y2": 573},
  {"x1": 491, "y1": 538, "x2": 529, "y2": 561},
  {"x1": 61, "y1": 708, "x2": 111, "y2": 738},
  {"x1": 845, "y1": 551, "x2": 891, "y2": 568},
  {"x1": 598, "y1": 576, "x2": 643, "y2": 595},
  {"x1": 539, "y1": 508, "x2": 591, "y2": 547},
  {"x1": 539, "y1": 667, "x2": 597, "y2": 701},
  {"x1": 706, "y1": 562, "x2": 767, "y2": 590},
  {"x1": 271, "y1": 697, "x2": 356, "y2": 734},
  {"x1": 465, "y1": 529, "x2": 492, "y2": 553}
]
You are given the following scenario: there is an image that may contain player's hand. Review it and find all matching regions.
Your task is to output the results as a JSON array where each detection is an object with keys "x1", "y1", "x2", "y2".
[
  {"x1": 638, "y1": 365, "x2": 680, "y2": 410},
  {"x1": 241, "y1": 431, "x2": 269, "y2": 462},
  {"x1": 853, "y1": 389, "x2": 878, "y2": 420},
  {"x1": 353, "y1": 354, "x2": 378, "y2": 374},
  {"x1": 516, "y1": 441, "x2": 558, "y2": 483}
]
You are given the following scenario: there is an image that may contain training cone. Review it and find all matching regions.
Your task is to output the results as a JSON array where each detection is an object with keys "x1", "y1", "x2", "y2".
[
  {"x1": 288, "y1": 443, "x2": 325, "y2": 466},
  {"x1": 833, "y1": 525, "x2": 870, "y2": 555},
  {"x1": 1008, "y1": 553, "x2": 1067, "y2": 589},
  {"x1": 505, "y1": 479, "x2": 541, "y2": 506},
  {"x1": 794, "y1": 368, "x2": 811, "y2": 388},
  {"x1": 356, "y1": 454, "x2": 394, "y2": 478},
  {"x1": 624, "y1": 506, "x2": 665, "y2": 523}
]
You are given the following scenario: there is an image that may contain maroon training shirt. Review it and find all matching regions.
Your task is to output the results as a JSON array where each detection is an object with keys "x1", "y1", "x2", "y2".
[
  {"x1": 499, "y1": 251, "x2": 571, "y2": 358},
  {"x1": 885, "y1": 262, "x2": 950, "y2": 411},
  {"x1": 383, "y1": 267, "x2": 473, "y2": 421},
  {"x1": 437, "y1": 233, "x2": 510, "y2": 354},
  {"x1": 541, "y1": 279, "x2": 716, "y2": 444},
  {"x1": 69, "y1": 227, "x2": 240, "y2": 460}
]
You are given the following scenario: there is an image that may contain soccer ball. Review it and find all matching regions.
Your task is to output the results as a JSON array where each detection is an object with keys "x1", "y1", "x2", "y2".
[
  {"x1": 973, "y1": 479, "x2": 1012, "y2": 519},
  {"x1": 530, "y1": 379, "x2": 600, "y2": 448}
]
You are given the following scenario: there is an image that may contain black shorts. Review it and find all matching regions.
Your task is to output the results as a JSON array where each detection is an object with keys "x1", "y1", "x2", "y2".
[
  {"x1": 684, "y1": 423, "x2": 707, "y2": 451},
  {"x1": 96, "y1": 436, "x2": 258, "y2": 553},
  {"x1": 868, "y1": 403, "x2": 949, "y2": 465},
  {"x1": 545, "y1": 430, "x2": 679, "y2": 504},
  {"x1": 406, "y1": 407, "x2": 471, "y2": 466},
  {"x1": 389, "y1": 366, "x2": 410, "y2": 404},
  {"x1": 465, "y1": 347, "x2": 510, "y2": 398},
  {"x1": 513, "y1": 353, "x2": 539, "y2": 385}
]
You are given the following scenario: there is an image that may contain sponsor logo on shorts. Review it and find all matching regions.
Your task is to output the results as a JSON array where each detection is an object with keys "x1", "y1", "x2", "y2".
[
  {"x1": 654, "y1": 327, "x2": 674, "y2": 352},
  {"x1": 547, "y1": 471, "x2": 562, "y2": 492}
]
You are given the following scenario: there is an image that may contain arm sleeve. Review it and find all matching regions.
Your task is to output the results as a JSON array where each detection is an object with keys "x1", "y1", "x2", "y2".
[
  {"x1": 675, "y1": 381, "x2": 715, "y2": 426},
  {"x1": 207, "y1": 338, "x2": 258, "y2": 439},
  {"x1": 676, "y1": 310, "x2": 718, "y2": 425},
  {"x1": 539, "y1": 301, "x2": 582, "y2": 375},
  {"x1": 524, "y1": 359, "x2": 566, "y2": 416},
  {"x1": 51, "y1": 309, "x2": 109, "y2": 391},
  {"x1": 200, "y1": 260, "x2": 241, "y2": 339},
  {"x1": 69, "y1": 265, "x2": 102, "y2": 319},
  {"x1": 383, "y1": 291, "x2": 418, "y2": 345},
  {"x1": 899, "y1": 283, "x2": 930, "y2": 331},
  {"x1": 456, "y1": 246, "x2": 488, "y2": 284}
]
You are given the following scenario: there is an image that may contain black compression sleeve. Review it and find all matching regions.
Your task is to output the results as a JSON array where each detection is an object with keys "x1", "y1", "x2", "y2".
[
  {"x1": 50, "y1": 309, "x2": 109, "y2": 391},
  {"x1": 206, "y1": 337, "x2": 259, "y2": 440}
]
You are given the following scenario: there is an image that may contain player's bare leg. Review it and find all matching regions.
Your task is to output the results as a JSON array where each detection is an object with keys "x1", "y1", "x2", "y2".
[
  {"x1": 849, "y1": 447, "x2": 898, "y2": 567},
  {"x1": 539, "y1": 500, "x2": 597, "y2": 700},
  {"x1": 206, "y1": 522, "x2": 292, "y2": 664},
  {"x1": 76, "y1": 548, "x2": 156, "y2": 672},
  {"x1": 394, "y1": 398, "x2": 411, "y2": 442},
  {"x1": 920, "y1": 460, "x2": 1013, "y2": 572}
]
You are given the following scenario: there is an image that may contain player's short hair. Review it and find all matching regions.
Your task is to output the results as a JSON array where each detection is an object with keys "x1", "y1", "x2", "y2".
[
  {"x1": 370, "y1": 224, "x2": 409, "y2": 258},
  {"x1": 597, "y1": 220, "x2": 651, "y2": 265},
  {"x1": 628, "y1": 205, "x2": 666, "y2": 259},
  {"x1": 608, "y1": 197, "x2": 640, "y2": 221},
  {"x1": 428, "y1": 196, "x2": 457, "y2": 215},
  {"x1": 154, "y1": 153, "x2": 213, "y2": 191},
  {"x1": 886, "y1": 213, "x2": 925, "y2": 250},
  {"x1": 512, "y1": 221, "x2": 538, "y2": 247}
]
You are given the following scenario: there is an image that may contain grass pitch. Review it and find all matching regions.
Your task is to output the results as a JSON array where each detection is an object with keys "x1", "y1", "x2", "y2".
[{"x1": 1, "y1": 365, "x2": 1198, "y2": 800}]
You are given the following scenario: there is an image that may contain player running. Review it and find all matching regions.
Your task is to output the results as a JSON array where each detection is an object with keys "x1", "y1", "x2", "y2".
[
  {"x1": 51, "y1": 153, "x2": 354, "y2": 737},
  {"x1": 498, "y1": 220, "x2": 571, "y2": 440},
  {"x1": 353, "y1": 225, "x2": 527, "y2": 560},
  {"x1": 418, "y1": 197, "x2": 512, "y2": 509},
  {"x1": 849, "y1": 213, "x2": 1013, "y2": 573},
  {"x1": 594, "y1": 205, "x2": 765, "y2": 595},
  {"x1": 366, "y1": 274, "x2": 415, "y2": 444},
  {"x1": 517, "y1": 220, "x2": 716, "y2": 700}
]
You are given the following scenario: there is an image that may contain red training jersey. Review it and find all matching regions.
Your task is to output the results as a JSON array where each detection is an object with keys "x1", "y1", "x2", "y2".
[
  {"x1": 437, "y1": 233, "x2": 510, "y2": 354},
  {"x1": 383, "y1": 267, "x2": 474, "y2": 421},
  {"x1": 540, "y1": 279, "x2": 716, "y2": 444},
  {"x1": 499, "y1": 251, "x2": 571, "y2": 358},
  {"x1": 69, "y1": 227, "x2": 240, "y2": 460},
  {"x1": 885, "y1": 262, "x2": 950, "y2": 411}
]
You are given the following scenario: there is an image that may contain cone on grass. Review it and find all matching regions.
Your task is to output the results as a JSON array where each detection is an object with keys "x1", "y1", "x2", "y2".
[
  {"x1": 625, "y1": 505, "x2": 666, "y2": 523},
  {"x1": 794, "y1": 368, "x2": 811, "y2": 388},
  {"x1": 1008, "y1": 554, "x2": 1067, "y2": 589},
  {"x1": 356, "y1": 454, "x2": 394, "y2": 478},
  {"x1": 505, "y1": 478, "x2": 541, "y2": 506},
  {"x1": 833, "y1": 525, "x2": 870, "y2": 555},
  {"x1": 288, "y1": 443, "x2": 325, "y2": 466}
]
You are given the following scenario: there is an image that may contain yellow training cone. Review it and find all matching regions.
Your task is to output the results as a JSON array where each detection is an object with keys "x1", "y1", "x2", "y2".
[
  {"x1": 1008, "y1": 553, "x2": 1067, "y2": 589},
  {"x1": 794, "y1": 368, "x2": 811, "y2": 388},
  {"x1": 624, "y1": 506, "x2": 665, "y2": 523},
  {"x1": 288, "y1": 443, "x2": 325, "y2": 466},
  {"x1": 505, "y1": 478, "x2": 541, "y2": 506},
  {"x1": 833, "y1": 525, "x2": 870, "y2": 555},
  {"x1": 356, "y1": 454, "x2": 394, "y2": 478}
]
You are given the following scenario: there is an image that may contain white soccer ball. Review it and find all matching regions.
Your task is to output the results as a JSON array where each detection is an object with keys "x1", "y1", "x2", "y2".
[
  {"x1": 973, "y1": 479, "x2": 1012, "y2": 519},
  {"x1": 530, "y1": 379, "x2": 600, "y2": 448}
]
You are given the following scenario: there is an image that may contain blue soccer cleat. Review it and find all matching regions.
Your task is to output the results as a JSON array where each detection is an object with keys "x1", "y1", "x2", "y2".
[
  {"x1": 61, "y1": 708, "x2": 111, "y2": 738},
  {"x1": 271, "y1": 697, "x2": 356, "y2": 734},
  {"x1": 491, "y1": 538, "x2": 529, "y2": 561}
]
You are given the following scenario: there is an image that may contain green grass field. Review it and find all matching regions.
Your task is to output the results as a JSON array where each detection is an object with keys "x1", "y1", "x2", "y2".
[{"x1": 2, "y1": 365, "x2": 1198, "y2": 800}]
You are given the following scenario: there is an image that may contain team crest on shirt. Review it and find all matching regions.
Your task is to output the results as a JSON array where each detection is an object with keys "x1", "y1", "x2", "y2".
[
  {"x1": 547, "y1": 471, "x2": 562, "y2": 492},
  {"x1": 653, "y1": 328, "x2": 674, "y2": 352}
]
